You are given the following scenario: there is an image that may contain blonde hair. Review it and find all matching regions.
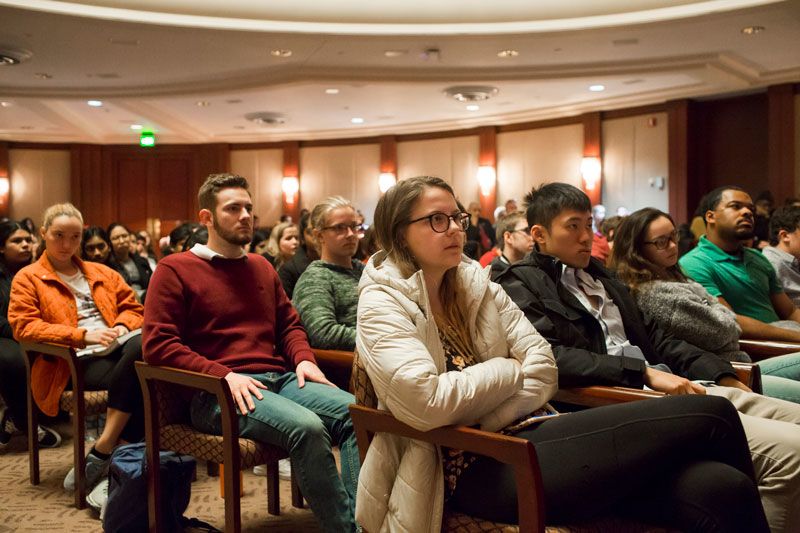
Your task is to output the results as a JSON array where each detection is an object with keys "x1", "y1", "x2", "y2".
[
  {"x1": 266, "y1": 222, "x2": 298, "y2": 269},
  {"x1": 310, "y1": 196, "x2": 355, "y2": 248},
  {"x1": 42, "y1": 203, "x2": 83, "y2": 231},
  {"x1": 373, "y1": 176, "x2": 475, "y2": 356}
]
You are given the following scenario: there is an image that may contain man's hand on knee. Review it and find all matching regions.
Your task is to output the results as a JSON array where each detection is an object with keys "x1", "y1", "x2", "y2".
[
  {"x1": 225, "y1": 372, "x2": 268, "y2": 414},
  {"x1": 296, "y1": 360, "x2": 337, "y2": 389}
]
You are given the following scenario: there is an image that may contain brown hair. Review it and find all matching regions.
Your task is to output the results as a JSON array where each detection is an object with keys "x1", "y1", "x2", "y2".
[
  {"x1": 309, "y1": 196, "x2": 355, "y2": 251},
  {"x1": 495, "y1": 212, "x2": 526, "y2": 251},
  {"x1": 198, "y1": 173, "x2": 250, "y2": 211},
  {"x1": 373, "y1": 176, "x2": 474, "y2": 355},
  {"x1": 609, "y1": 207, "x2": 686, "y2": 291}
]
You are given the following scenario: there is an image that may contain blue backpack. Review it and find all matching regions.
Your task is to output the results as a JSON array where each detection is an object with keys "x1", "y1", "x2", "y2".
[{"x1": 103, "y1": 442, "x2": 204, "y2": 533}]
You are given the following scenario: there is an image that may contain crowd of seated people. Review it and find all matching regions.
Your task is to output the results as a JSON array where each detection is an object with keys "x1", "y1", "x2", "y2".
[{"x1": 7, "y1": 172, "x2": 800, "y2": 532}]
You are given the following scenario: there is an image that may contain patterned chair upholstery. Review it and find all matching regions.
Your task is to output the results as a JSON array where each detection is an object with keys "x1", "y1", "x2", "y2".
[
  {"x1": 135, "y1": 362, "x2": 303, "y2": 533},
  {"x1": 21, "y1": 342, "x2": 108, "y2": 510},
  {"x1": 349, "y1": 350, "x2": 672, "y2": 533}
]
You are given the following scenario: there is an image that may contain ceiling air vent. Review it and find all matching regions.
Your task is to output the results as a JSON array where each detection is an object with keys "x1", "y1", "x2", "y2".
[
  {"x1": 0, "y1": 47, "x2": 32, "y2": 66},
  {"x1": 245, "y1": 112, "x2": 287, "y2": 126},
  {"x1": 443, "y1": 85, "x2": 499, "y2": 102}
]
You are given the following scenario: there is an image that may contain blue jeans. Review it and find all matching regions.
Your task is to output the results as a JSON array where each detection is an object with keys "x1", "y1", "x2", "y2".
[
  {"x1": 758, "y1": 352, "x2": 800, "y2": 404},
  {"x1": 190, "y1": 371, "x2": 359, "y2": 533}
]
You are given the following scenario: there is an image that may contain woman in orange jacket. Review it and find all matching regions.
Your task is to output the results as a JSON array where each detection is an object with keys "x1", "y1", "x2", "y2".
[{"x1": 9, "y1": 203, "x2": 144, "y2": 505}]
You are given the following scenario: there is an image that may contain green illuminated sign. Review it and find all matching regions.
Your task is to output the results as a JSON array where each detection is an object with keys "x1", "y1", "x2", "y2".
[{"x1": 140, "y1": 130, "x2": 155, "y2": 148}]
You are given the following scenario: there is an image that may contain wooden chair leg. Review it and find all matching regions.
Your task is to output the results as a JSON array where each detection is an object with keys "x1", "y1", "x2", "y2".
[
  {"x1": 290, "y1": 468, "x2": 303, "y2": 509},
  {"x1": 25, "y1": 355, "x2": 39, "y2": 486},
  {"x1": 73, "y1": 405, "x2": 87, "y2": 509},
  {"x1": 223, "y1": 463, "x2": 242, "y2": 533},
  {"x1": 207, "y1": 461, "x2": 219, "y2": 477},
  {"x1": 266, "y1": 460, "x2": 280, "y2": 516}
]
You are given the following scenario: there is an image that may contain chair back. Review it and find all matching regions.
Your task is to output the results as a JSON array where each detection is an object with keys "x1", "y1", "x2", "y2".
[
  {"x1": 153, "y1": 382, "x2": 194, "y2": 426},
  {"x1": 349, "y1": 349, "x2": 377, "y2": 408}
]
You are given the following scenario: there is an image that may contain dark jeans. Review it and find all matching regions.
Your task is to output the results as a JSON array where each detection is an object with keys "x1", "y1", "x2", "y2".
[
  {"x1": 0, "y1": 337, "x2": 29, "y2": 429},
  {"x1": 452, "y1": 395, "x2": 769, "y2": 533},
  {"x1": 0, "y1": 335, "x2": 143, "y2": 442}
]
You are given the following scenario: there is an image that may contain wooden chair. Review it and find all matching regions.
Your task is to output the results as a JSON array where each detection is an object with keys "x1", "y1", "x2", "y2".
[
  {"x1": 134, "y1": 361, "x2": 303, "y2": 533},
  {"x1": 739, "y1": 339, "x2": 800, "y2": 362},
  {"x1": 348, "y1": 350, "x2": 669, "y2": 533},
  {"x1": 312, "y1": 348, "x2": 354, "y2": 391},
  {"x1": 20, "y1": 341, "x2": 108, "y2": 510},
  {"x1": 554, "y1": 362, "x2": 762, "y2": 408}
]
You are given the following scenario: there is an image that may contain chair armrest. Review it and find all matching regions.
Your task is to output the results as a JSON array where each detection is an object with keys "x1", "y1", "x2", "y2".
[
  {"x1": 348, "y1": 404, "x2": 545, "y2": 532},
  {"x1": 19, "y1": 341, "x2": 85, "y2": 401},
  {"x1": 312, "y1": 349, "x2": 354, "y2": 370},
  {"x1": 739, "y1": 339, "x2": 800, "y2": 361},
  {"x1": 553, "y1": 385, "x2": 663, "y2": 408},
  {"x1": 730, "y1": 362, "x2": 762, "y2": 394}
]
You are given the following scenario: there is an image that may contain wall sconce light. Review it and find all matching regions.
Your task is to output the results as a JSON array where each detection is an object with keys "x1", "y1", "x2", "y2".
[
  {"x1": 282, "y1": 176, "x2": 299, "y2": 205},
  {"x1": 581, "y1": 156, "x2": 602, "y2": 191},
  {"x1": 477, "y1": 166, "x2": 496, "y2": 196},
  {"x1": 378, "y1": 172, "x2": 396, "y2": 193},
  {"x1": 0, "y1": 176, "x2": 9, "y2": 214}
]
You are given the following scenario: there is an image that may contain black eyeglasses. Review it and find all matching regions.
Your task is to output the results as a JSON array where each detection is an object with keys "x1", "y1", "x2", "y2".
[
  {"x1": 408, "y1": 212, "x2": 470, "y2": 233},
  {"x1": 644, "y1": 230, "x2": 678, "y2": 250},
  {"x1": 321, "y1": 222, "x2": 362, "y2": 235}
]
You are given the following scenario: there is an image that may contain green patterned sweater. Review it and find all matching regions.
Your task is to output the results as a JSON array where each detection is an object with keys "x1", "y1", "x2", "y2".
[{"x1": 292, "y1": 259, "x2": 364, "y2": 351}]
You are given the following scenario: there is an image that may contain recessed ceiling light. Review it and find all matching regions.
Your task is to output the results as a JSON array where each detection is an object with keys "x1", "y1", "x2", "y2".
[
  {"x1": 270, "y1": 49, "x2": 292, "y2": 58},
  {"x1": 325, "y1": 88, "x2": 340, "y2": 95},
  {"x1": 87, "y1": 100, "x2": 103, "y2": 107},
  {"x1": 497, "y1": 49, "x2": 519, "y2": 58},
  {"x1": 351, "y1": 117, "x2": 364, "y2": 124},
  {"x1": 130, "y1": 124, "x2": 143, "y2": 130},
  {"x1": 589, "y1": 84, "x2": 606, "y2": 92},
  {"x1": 196, "y1": 100, "x2": 210, "y2": 107},
  {"x1": 0, "y1": 101, "x2": 12, "y2": 107},
  {"x1": 466, "y1": 104, "x2": 480, "y2": 111},
  {"x1": 741, "y1": 25, "x2": 765, "y2": 35},
  {"x1": 444, "y1": 85, "x2": 499, "y2": 102},
  {"x1": 384, "y1": 50, "x2": 408, "y2": 58},
  {"x1": 35, "y1": 72, "x2": 52, "y2": 79}
]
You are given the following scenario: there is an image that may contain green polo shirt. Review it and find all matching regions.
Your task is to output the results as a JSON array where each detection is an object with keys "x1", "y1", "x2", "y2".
[{"x1": 679, "y1": 236, "x2": 783, "y2": 323}]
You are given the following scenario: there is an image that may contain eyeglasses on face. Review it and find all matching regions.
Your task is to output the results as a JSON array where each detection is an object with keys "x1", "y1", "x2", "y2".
[
  {"x1": 321, "y1": 222, "x2": 363, "y2": 235},
  {"x1": 408, "y1": 211, "x2": 470, "y2": 233},
  {"x1": 644, "y1": 230, "x2": 678, "y2": 250}
]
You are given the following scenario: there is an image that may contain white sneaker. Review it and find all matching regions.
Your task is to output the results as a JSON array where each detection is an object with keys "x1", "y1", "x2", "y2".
[
  {"x1": 252, "y1": 459, "x2": 292, "y2": 480},
  {"x1": 86, "y1": 478, "x2": 109, "y2": 512}
]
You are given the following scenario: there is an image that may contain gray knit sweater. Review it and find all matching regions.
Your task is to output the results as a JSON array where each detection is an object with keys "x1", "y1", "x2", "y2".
[{"x1": 634, "y1": 279, "x2": 750, "y2": 363}]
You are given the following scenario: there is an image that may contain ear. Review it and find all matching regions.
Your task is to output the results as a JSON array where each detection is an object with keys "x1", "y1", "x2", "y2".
[
  {"x1": 779, "y1": 229, "x2": 791, "y2": 244},
  {"x1": 704, "y1": 209, "x2": 715, "y2": 226},
  {"x1": 530, "y1": 224, "x2": 548, "y2": 246},
  {"x1": 40, "y1": 226, "x2": 47, "y2": 240},
  {"x1": 198, "y1": 208, "x2": 213, "y2": 226}
]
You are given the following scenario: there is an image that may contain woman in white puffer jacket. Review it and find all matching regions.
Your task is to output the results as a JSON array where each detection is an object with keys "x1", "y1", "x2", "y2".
[{"x1": 355, "y1": 176, "x2": 767, "y2": 533}]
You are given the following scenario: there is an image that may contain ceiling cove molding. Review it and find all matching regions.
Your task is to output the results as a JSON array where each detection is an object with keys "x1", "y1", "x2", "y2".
[
  {"x1": 0, "y1": 53, "x2": 785, "y2": 99},
  {"x1": 0, "y1": 0, "x2": 783, "y2": 35}
]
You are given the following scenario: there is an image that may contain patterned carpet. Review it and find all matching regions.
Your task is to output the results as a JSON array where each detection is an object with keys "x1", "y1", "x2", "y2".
[{"x1": 0, "y1": 421, "x2": 321, "y2": 532}]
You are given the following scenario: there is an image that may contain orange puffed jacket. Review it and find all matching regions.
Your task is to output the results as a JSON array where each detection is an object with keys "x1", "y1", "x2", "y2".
[{"x1": 9, "y1": 253, "x2": 143, "y2": 416}]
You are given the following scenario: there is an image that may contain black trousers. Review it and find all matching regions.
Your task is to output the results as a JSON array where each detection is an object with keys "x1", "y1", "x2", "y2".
[
  {"x1": 451, "y1": 395, "x2": 768, "y2": 533},
  {"x1": 0, "y1": 335, "x2": 143, "y2": 442}
]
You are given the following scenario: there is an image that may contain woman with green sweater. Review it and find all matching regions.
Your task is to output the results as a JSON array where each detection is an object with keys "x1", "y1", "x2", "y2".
[{"x1": 293, "y1": 196, "x2": 364, "y2": 351}]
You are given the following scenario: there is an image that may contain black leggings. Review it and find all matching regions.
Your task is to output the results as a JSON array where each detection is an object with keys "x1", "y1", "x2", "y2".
[
  {"x1": 0, "y1": 335, "x2": 143, "y2": 442},
  {"x1": 451, "y1": 395, "x2": 768, "y2": 532}
]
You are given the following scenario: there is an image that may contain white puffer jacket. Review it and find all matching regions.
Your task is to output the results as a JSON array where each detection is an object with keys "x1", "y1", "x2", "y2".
[{"x1": 355, "y1": 252, "x2": 558, "y2": 533}]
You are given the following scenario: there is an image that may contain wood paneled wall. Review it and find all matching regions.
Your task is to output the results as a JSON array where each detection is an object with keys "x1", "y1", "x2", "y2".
[{"x1": 71, "y1": 143, "x2": 229, "y2": 236}]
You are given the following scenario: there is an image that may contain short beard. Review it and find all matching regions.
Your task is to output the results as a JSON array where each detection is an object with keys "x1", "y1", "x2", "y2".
[
  {"x1": 719, "y1": 224, "x2": 754, "y2": 242},
  {"x1": 212, "y1": 217, "x2": 252, "y2": 246}
]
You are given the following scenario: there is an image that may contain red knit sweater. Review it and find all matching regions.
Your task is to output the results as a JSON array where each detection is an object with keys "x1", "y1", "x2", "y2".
[{"x1": 143, "y1": 251, "x2": 316, "y2": 377}]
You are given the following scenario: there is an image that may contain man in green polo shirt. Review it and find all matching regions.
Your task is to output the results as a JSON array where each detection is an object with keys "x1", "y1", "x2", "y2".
[{"x1": 680, "y1": 185, "x2": 800, "y2": 343}]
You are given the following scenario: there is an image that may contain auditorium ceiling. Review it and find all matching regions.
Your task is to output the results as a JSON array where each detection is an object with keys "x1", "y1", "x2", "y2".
[{"x1": 0, "y1": 0, "x2": 798, "y2": 143}]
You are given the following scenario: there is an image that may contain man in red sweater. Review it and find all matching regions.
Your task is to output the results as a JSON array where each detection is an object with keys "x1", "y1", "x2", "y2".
[{"x1": 143, "y1": 173, "x2": 359, "y2": 533}]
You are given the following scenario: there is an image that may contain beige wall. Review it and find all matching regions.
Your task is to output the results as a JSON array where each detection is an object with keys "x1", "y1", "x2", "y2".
[
  {"x1": 229, "y1": 148, "x2": 284, "y2": 226},
  {"x1": 397, "y1": 136, "x2": 480, "y2": 206},
  {"x1": 602, "y1": 112, "x2": 669, "y2": 215},
  {"x1": 300, "y1": 144, "x2": 381, "y2": 223},
  {"x1": 9, "y1": 149, "x2": 71, "y2": 223},
  {"x1": 496, "y1": 124, "x2": 584, "y2": 205}
]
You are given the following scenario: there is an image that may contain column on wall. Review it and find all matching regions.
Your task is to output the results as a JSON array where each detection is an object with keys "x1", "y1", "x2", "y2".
[
  {"x1": 478, "y1": 126, "x2": 497, "y2": 221},
  {"x1": 282, "y1": 141, "x2": 301, "y2": 222},
  {"x1": 0, "y1": 142, "x2": 9, "y2": 218},
  {"x1": 768, "y1": 84, "x2": 796, "y2": 201},
  {"x1": 667, "y1": 99, "x2": 691, "y2": 224},
  {"x1": 379, "y1": 135, "x2": 398, "y2": 193},
  {"x1": 582, "y1": 112, "x2": 602, "y2": 206}
]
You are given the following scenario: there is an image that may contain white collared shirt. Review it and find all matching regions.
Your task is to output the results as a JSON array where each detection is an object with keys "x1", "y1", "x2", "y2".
[
  {"x1": 190, "y1": 243, "x2": 247, "y2": 261},
  {"x1": 560, "y1": 265, "x2": 645, "y2": 360}
]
